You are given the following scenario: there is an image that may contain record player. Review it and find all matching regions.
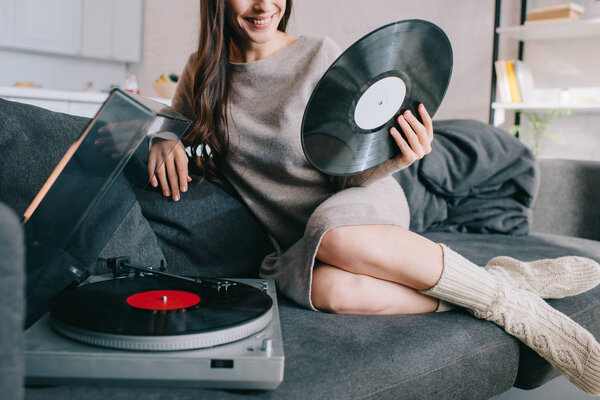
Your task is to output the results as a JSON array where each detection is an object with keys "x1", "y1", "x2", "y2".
[{"x1": 22, "y1": 89, "x2": 285, "y2": 389}]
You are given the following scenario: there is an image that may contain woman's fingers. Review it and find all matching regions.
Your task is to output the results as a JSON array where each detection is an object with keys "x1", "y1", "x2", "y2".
[
  {"x1": 402, "y1": 110, "x2": 431, "y2": 152},
  {"x1": 418, "y1": 103, "x2": 434, "y2": 142},
  {"x1": 390, "y1": 105, "x2": 434, "y2": 166},
  {"x1": 174, "y1": 148, "x2": 189, "y2": 193},
  {"x1": 389, "y1": 126, "x2": 416, "y2": 166},
  {"x1": 149, "y1": 141, "x2": 189, "y2": 201},
  {"x1": 147, "y1": 153, "x2": 158, "y2": 188},
  {"x1": 156, "y1": 164, "x2": 170, "y2": 198},
  {"x1": 165, "y1": 156, "x2": 181, "y2": 201},
  {"x1": 398, "y1": 113, "x2": 425, "y2": 157}
]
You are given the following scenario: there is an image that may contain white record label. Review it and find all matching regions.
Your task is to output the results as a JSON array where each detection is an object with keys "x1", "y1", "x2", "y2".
[{"x1": 354, "y1": 76, "x2": 406, "y2": 130}]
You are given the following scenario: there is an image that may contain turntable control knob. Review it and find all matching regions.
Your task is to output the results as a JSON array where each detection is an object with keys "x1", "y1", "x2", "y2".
[
  {"x1": 161, "y1": 295, "x2": 167, "y2": 302},
  {"x1": 261, "y1": 338, "x2": 273, "y2": 356}
]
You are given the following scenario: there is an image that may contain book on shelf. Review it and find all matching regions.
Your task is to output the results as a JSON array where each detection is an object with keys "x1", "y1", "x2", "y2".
[
  {"x1": 524, "y1": 2, "x2": 584, "y2": 25},
  {"x1": 505, "y1": 60, "x2": 522, "y2": 103},
  {"x1": 494, "y1": 60, "x2": 536, "y2": 104},
  {"x1": 494, "y1": 60, "x2": 512, "y2": 103},
  {"x1": 513, "y1": 61, "x2": 535, "y2": 103}
]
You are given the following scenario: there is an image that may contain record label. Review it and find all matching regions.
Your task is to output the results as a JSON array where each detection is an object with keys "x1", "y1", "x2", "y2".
[
  {"x1": 126, "y1": 290, "x2": 201, "y2": 310},
  {"x1": 354, "y1": 76, "x2": 406, "y2": 130}
]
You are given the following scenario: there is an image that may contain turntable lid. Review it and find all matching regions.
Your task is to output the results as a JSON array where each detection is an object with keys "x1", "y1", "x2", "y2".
[{"x1": 24, "y1": 89, "x2": 192, "y2": 328}]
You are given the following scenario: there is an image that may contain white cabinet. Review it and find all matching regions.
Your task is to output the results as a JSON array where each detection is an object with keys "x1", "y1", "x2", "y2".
[
  {"x1": 110, "y1": 0, "x2": 143, "y2": 62},
  {"x1": 0, "y1": 0, "x2": 143, "y2": 62},
  {"x1": 14, "y1": 0, "x2": 82, "y2": 55},
  {"x1": 81, "y1": 0, "x2": 143, "y2": 62},
  {"x1": 0, "y1": 0, "x2": 15, "y2": 46},
  {"x1": 81, "y1": 0, "x2": 112, "y2": 59}
]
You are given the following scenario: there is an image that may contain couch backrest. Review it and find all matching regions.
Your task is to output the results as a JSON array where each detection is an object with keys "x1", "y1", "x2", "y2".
[{"x1": 532, "y1": 158, "x2": 600, "y2": 241}]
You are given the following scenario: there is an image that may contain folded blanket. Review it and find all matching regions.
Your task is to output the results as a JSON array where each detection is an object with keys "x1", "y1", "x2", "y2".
[{"x1": 394, "y1": 119, "x2": 539, "y2": 235}]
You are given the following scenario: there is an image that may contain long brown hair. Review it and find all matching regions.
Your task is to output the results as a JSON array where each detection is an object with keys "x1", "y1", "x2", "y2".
[{"x1": 186, "y1": 0, "x2": 293, "y2": 182}]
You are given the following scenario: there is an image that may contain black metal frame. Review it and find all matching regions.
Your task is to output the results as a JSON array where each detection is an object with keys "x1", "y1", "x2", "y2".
[{"x1": 489, "y1": 0, "x2": 528, "y2": 128}]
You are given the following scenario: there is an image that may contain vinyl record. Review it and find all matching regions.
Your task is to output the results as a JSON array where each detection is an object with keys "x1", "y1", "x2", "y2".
[
  {"x1": 49, "y1": 276, "x2": 273, "y2": 351},
  {"x1": 301, "y1": 19, "x2": 453, "y2": 175}
]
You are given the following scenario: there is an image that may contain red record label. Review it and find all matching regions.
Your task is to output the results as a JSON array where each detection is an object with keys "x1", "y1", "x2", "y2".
[{"x1": 126, "y1": 290, "x2": 201, "y2": 310}]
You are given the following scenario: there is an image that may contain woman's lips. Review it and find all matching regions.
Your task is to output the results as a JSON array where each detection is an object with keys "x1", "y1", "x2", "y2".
[{"x1": 244, "y1": 13, "x2": 277, "y2": 28}]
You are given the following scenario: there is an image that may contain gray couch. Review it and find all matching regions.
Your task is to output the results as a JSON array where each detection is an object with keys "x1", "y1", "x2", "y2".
[{"x1": 1, "y1": 98, "x2": 599, "y2": 400}]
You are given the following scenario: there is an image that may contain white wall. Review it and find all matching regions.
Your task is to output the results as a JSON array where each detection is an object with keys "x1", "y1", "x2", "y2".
[{"x1": 130, "y1": 0, "x2": 200, "y2": 97}]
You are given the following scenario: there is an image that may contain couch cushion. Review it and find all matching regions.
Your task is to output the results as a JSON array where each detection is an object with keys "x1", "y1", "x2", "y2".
[
  {"x1": 137, "y1": 175, "x2": 273, "y2": 278},
  {"x1": 25, "y1": 232, "x2": 600, "y2": 400}
]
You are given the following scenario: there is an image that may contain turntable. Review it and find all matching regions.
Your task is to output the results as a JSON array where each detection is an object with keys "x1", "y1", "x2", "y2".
[{"x1": 22, "y1": 89, "x2": 285, "y2": 389}]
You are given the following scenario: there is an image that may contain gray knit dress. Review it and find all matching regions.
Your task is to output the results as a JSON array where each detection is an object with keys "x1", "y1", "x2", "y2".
[{"x1": 172, "y1": 35, "x2": 410, "y2": 310}]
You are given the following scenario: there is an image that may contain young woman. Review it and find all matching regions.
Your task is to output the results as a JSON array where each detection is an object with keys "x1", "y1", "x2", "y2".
[{"x1": 149, "y1": 0, "x2": 600, "y2": 394}]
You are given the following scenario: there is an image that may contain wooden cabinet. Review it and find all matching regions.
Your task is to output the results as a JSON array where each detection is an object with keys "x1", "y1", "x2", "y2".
[{"x1": 0, "y1": 0, "x2": 143, "y2": 62}]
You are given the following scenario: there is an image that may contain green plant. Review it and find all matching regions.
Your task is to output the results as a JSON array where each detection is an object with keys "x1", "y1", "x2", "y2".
[{"x1": 510, "y1": 109, "x2": 571, "y2": 156}]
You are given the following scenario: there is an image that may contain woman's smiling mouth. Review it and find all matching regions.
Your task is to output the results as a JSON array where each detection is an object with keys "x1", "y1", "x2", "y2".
[{"x1": 244, "y1": 13, "x2": 277, "y2": 27}]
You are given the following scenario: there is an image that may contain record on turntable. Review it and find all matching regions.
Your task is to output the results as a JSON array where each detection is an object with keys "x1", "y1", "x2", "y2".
[
  {"x1": 301, "y1": 19, "x2": 453, "y2": 175},
  {"x1": 50, "y1": 271, "x2": 274, "y2": 351},
  {"x1": 26, "y1": 275, "x2": 284, "y2": 389}
]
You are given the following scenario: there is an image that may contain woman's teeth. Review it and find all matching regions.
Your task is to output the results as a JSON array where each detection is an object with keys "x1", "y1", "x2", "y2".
[{"x1": 248, "y1": 16, "x2": 272, "y2": 25}]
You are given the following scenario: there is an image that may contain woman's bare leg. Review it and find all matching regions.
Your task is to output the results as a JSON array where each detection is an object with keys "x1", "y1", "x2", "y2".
[
  {"x1": 316, "y1": 225, "x2": 443, "y2": 291},
  {"x1": 311, "y1": 263, "x2": 438, "y2": 314}
]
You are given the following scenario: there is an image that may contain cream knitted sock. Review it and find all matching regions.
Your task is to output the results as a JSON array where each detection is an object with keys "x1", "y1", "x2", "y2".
[
  {"x1": 434, "y1": 300, "x2": 455, "y2": 312},
  {"x1": 484, "y1": 256, "x2": 600, "y2": 299},
  {"x1": 422, "y1": 244, "x2": 600, "y2": 395}
]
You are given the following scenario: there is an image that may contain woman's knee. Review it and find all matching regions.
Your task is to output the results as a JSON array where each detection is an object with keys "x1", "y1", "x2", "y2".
[
  {"x1": 311, "y1": 264, "x2": 365, "y2": 314},
  {"x1": 316, "y1": 227, "x2": 352, "y2": 263}
]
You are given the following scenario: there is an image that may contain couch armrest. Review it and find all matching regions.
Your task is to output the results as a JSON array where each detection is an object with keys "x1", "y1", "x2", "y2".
[
  {"x1": 0, "y1": 203, "x2": 24, "y2": 400},
  {"x1": 531, "y1": 158, "x2": 600, "y2": 241}
]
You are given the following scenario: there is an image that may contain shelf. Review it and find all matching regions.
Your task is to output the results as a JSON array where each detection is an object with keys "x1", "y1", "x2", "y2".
[
  {"x1": 496, "y1": 18, "x2": 600, "y2": 41},
  {"x1": 492, "y1": 102, "x2": 600, "y2": 112}
]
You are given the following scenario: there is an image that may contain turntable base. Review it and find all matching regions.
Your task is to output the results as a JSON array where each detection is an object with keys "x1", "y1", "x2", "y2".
[{"x1": 25, "y1": 279, "x2": 284, "y2": 390}]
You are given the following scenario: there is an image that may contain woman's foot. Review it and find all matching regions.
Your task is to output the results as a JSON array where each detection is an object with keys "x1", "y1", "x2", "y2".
[
  {"x1": 473, "y1": 284, "x2": 600, "y2": 395},
  {"x1": 422, "y1": 245, "x2": 600, "y2": 395},
  {"x1": 485, "y1": 256, "x2": 600, "y2": 299}
]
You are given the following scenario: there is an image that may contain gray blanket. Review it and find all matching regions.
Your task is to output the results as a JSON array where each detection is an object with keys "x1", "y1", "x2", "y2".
[{"x1": 394, "y1": 119, "x2": 539, "y2": 235}]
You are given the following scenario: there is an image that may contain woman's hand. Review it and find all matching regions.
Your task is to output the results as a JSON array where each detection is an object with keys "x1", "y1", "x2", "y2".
[
  {"x1": 148, "y1": 140, "x2": 191, "y2": 201},
  {"x1": 389, "y1": 103, "x2": 433, "y2": 167}
]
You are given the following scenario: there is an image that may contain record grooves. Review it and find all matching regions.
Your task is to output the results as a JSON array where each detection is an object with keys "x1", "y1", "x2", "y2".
[
  {"x1": 301, "y1": 19, "x2": 453, "y2": 175},
  {"x1": 49, "y1": 276, "x2": 274, "y2": 351}
]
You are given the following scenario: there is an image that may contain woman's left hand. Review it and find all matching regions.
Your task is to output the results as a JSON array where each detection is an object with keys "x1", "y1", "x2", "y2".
[{"x1": 389, "y1": 103, "x2": 433, "y2": 167}]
